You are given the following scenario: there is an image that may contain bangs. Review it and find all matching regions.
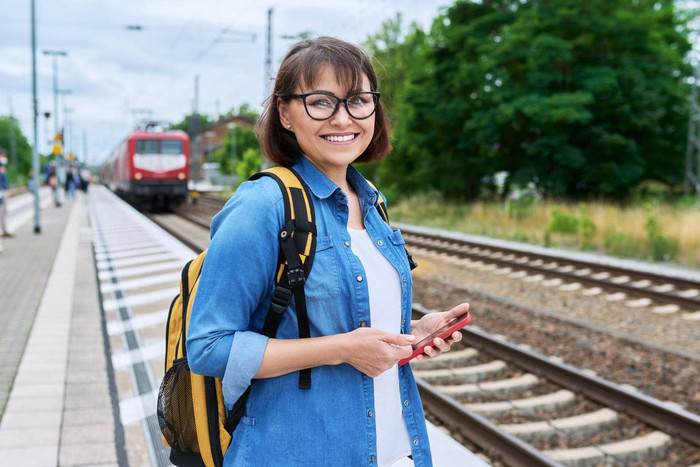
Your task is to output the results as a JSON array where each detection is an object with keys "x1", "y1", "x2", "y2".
[
  {"x1": 299, "y1": 55, "x2": 367, "y2": 93},
  {"x1": 277, "y1": 37, "x2": 377, "y2": 95}
]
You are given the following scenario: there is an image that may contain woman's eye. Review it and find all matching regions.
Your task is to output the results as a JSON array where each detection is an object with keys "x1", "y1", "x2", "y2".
[
  {"x1": 348, "y1": 96, "x2": 368, "y2": 106},
  {"x1": 308, "y1": 97, "x2": 335, "y2": 108}
]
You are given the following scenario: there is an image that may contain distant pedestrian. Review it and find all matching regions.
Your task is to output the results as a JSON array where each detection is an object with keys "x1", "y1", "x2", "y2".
[
  {"x1": 48, "y1": 166, "x2": 62, "y2": 207},
  {"x1": 0, "y1": 152, "x2": 12, "y2": 238},
  {"x1": 79, "y1": 168, "x2": 90, "y2": 193},
  {"x1": 65, "y1": 169, "x2": 76, "y2": 199},
  {"x1": 27, "y1": 171, "x2": 36, "y2": 195}
]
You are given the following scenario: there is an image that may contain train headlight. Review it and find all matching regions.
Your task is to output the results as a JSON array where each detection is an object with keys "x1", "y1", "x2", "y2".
[
  {"x1": 178, "y1": 173, "x2": 185, "y2": 180},
  {"x1": 134, "y1": 172, "x2": 143, "y2": 180}
]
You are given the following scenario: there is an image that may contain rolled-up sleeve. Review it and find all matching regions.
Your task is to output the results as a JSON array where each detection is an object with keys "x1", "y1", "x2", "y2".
[
  {"x1": 222, "y1": 331, "x2": 269, "y2": 405},
  {"x1": 186, "y1": 177, "x2": 284, "y2": 405}
]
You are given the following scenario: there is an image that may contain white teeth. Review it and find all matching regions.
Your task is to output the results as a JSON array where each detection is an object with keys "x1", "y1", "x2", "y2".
[{"x1": 323, "y1": 134, "x2": 355, "y2": 142}]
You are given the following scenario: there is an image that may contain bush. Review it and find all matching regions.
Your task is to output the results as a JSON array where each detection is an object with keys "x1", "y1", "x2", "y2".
[
  {"x1": 645, "y1": 215, "x2": 680, "y2": 262},
  {"x1": 604, "y1": 229, "x2": 641, "y2": 258},
  {"x1": 578, "y1": 206, "x2": 596, "y2": 250},
  {"x1": 548, "y1": 208, "x2": 579, "y2": 234},
  {"x1": 507, "y1": 194, "x2": 536, "y2": 219}
]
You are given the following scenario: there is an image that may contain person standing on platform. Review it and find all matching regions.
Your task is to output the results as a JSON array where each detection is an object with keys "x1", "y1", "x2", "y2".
[
  {"x1": 0, "y1": 151, "x2": 12, "y2": 239},
  {"x1": 186, "y1": 36, "x2": 469, "y2": 467}
]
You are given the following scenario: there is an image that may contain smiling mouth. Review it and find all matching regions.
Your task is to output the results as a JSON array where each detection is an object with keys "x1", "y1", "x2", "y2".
[{"x1": 322, "y1": 134, "x2": 357, "y2": 142}]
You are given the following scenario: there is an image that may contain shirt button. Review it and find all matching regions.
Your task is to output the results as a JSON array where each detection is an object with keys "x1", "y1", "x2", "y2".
[
  {"x1": 356, "y1": 275, "x2": 363, "y2": 282},
  {"x1": 344, "y1": 241, "x2": 350, "y2": 247},
  {"x1": 360, "y1": 321, "x2": 367, "y2": 327},
  {"x1": 368, "y1": 410, "x2": 373, "y2": 417},
  {"x1": 404, "y1": 400, "x2": 409, "y2": 407},
  {"x1": 402, "y1": 276, "x2": 406, "y2": 282},
  {"x1": 377, "y1": 240, "x2": 383, "y2": 246},
  {"x1": 413, "y1": 439, "x2": 419, "y2": 446},
  {"x1": 370, "y1": 455, "x2": 376, "y2": 462},
  {"x1": 339, "y1": 205, "x2": 346, "y2": 211}
]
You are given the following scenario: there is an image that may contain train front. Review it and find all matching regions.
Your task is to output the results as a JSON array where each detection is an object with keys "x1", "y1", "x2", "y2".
[{"x1": 127, "y1": 130, "x2": 189, "y2": 209}]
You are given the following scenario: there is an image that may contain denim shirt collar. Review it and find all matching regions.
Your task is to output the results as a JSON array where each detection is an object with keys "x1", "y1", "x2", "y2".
[{"x1": 292, "y1": 155, "x2": 381, "y2": 207}]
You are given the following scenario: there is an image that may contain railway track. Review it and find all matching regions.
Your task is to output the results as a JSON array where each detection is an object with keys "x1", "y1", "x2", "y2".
[
  {"x1": 410, "y1": 304, "x2": 700, "y2": 466},
  {"x1": 178, "y1": 194, "x2": 700, "y2": 318},
  {"x1": 401, "y1": 228, "x2": 700, "y2": 317},
  {"x1": 157, "y1": 199, "x2": 700, "y2": 466}
]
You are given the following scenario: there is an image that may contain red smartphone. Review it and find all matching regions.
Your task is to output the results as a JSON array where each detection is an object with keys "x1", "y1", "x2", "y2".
[{"x1": 399, "y1": 312, "x2": 471, "y2": 365}]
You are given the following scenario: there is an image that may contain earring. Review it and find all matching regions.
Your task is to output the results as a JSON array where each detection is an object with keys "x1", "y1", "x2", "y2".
[{"x1": 287, "y1": 124, "x2": 292, "y2": 130}]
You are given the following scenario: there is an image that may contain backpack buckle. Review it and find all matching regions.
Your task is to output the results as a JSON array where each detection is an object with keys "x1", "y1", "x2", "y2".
[
  {"x1": 270, "y1": 286, "x2": 292, "y2": 315},
  {"x1": 287, "y1": 267, "x2": 306, "y2": 287}
]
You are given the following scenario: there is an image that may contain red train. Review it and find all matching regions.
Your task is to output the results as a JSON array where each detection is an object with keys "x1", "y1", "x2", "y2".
[{"x1": 101, "y1": 124, "x2": 190, "y2": 209}]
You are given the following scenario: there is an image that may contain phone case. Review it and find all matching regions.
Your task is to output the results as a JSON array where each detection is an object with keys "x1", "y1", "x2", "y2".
[{"x1": 399, "y1": 312, "x2": 471, "y2": 365}]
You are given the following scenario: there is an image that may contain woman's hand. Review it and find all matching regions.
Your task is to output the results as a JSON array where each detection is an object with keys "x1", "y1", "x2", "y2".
[
  {"x1": 341, "y1": 328, "x2": 415, "y2": 377},
  {"x1": 410, "y1": 303, "x2": 469, "y2": 361}
]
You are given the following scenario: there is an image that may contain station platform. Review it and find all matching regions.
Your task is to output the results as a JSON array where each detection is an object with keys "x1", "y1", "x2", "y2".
[{"x1": 0, "y1": 188, "x2": 487, "y2": 467}]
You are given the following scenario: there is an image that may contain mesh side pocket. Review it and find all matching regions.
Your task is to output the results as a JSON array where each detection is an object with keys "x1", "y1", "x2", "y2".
[{"x1": 158, "y1": 357, "x2": 200, "y2": 453}]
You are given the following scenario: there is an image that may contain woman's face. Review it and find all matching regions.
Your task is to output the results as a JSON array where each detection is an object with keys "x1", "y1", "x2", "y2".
[{"x1": 278, "y1": 66, "x2": 375, "y2": 179}]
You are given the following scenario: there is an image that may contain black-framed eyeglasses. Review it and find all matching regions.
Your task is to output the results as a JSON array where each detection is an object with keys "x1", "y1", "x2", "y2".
[{"x1": 289, "y1": 91, "x2": 380, "y2": 121}]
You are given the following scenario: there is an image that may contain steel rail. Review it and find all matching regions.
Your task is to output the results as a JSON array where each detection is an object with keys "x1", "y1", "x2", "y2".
[
  {"x1": 412, "y1": 304, "x2": 700, "y2": 448},
  {"x1": 402, "y1": 228, "x2": 700, "y2": 292},
  {"x1": 416, "y1": 379, "x2": 563, "y2": 466},
  {"x1": 405, "y1": 233, "x2": 700, "y2": 310},
  {"x1": 146, "y1": 214, "x2": 207, "y2": 253}
]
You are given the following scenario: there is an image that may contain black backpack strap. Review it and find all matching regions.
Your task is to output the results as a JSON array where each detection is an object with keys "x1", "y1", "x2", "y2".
[
  {"x1": 250, "y1": 167, "x2": 316, "y2": 390},
  {"x1": 369, "y1": 182, "x2": 418, "y2": 271}
]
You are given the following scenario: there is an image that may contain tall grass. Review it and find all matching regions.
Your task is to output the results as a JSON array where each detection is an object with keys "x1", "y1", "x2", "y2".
[{"x1": 389, "y1": 193, "x2": 700, "y2": 269}]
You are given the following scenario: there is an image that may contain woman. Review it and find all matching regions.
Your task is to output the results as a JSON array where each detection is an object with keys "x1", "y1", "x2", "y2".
[{"x1": 187, "y1": 36, "x2": 469, "y2": 466}]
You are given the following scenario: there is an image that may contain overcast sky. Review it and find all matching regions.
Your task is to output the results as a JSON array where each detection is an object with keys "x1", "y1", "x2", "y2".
[{"x1": 2, "y1": 0, "x2": 453, "y2": 165}]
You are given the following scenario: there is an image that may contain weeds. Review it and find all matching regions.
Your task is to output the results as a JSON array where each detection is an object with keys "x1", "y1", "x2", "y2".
[{"x1": 390, "y1": 194, "x2": 698, "y2": 268}]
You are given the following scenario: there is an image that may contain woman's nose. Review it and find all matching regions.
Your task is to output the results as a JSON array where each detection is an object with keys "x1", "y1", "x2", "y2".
[{"x1": 329, "y1": 103, "x2": 353, "y2": 126}]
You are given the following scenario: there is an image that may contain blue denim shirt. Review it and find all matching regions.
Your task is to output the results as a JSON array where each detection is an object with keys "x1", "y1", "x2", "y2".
[{"x1": 187, "y1": 156, "x2": 432, "y2": 466}]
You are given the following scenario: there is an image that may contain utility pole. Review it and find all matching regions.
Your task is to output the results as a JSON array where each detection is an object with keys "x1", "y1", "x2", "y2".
[
  {"x1": 83, "y1": 130, "x2": 88, "y2": 165},
  {"x1": 42, "y1": 50, "x2": 67, "y2": 137},
  {"x1": 31, "y1": 0, "x2": 41, "y2": 233},
  {"x1": 684, "y1": 1, "x2": 700, "y2": 196},
  {"x1": 685, "y1": 67, "x2": 699, "y2": 195},
  {"x1": 189, "y1": 75, "x2": 201, "y2": 183},
  {"x1": 7, "y1": 97, "x2": 17, "y2": 171},
  {"x1": 265, "y1": 7, "x2": 273, "y2": 99}
]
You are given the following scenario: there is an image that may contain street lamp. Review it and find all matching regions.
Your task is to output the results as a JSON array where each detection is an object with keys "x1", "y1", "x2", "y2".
[
  {"x1": 32, "y1": 1, "x2": 42, "y2": 233},
  {"x1": 42, "y1": 50, "x2": 67, "y2": 137}
]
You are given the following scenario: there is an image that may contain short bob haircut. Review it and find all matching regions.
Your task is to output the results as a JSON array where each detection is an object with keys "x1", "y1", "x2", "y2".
[{"x1": 256, "y1": 36, "x2": 391, "y2": 167}]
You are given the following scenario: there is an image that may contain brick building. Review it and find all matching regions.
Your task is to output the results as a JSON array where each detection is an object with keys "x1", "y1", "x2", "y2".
[{"x1": 191, "y1": 115, "x2": 255, "y2": 182}]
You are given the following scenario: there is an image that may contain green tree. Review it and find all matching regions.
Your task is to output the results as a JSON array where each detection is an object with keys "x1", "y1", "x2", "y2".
[
  {"x1": 168, "y1": 113, "x2": 215, "y2": 134},
  {"x1": 363, "y1": 16, "x2": 441, "y2": 196},
  {"x1": 236, "y1": 147, "x2": 263, "y2": 182},
  {"x1": 0, "y1": 116, "x2": 33, "y2": 184},
  {"x1": 211, "y1": 125, "x2": 260, "y2": 175},
  {"x1": 372, "y1": 0, "x2": 692, "y2": 200}
]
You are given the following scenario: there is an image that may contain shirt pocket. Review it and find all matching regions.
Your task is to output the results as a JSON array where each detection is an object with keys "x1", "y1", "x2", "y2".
[
  {"x1": 305, "y1": 236, "x2": 340, "y2": 300},
  {"x1": 389, "y1": 228, "x2": 415, "y2": 275},
  {"x1": 389, "y1": 228, "x2": 405, "y2": 246}
]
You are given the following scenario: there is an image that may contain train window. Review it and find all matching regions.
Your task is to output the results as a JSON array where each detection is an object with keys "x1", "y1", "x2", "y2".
[
  {"x1": 136, "y1": 139, "x2": 159, "y2": 154},
  {"x1": 161, "y1": 140, "x2": 183, "y2": 154}
]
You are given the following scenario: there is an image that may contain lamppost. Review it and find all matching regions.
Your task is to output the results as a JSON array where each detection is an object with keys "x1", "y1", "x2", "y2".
[{"x1": 31, "y1": 1, "x2": 42, "y2": 233}]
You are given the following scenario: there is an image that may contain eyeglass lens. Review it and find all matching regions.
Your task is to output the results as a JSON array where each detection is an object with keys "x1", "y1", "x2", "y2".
[{"x1": 304, "y1": 92, "x2": 377, "y2": 120}]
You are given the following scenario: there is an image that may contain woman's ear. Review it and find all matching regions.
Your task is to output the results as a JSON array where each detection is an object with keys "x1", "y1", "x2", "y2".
[{"x1": 278, "y1": 97, "x2": 290, "y2": 129}]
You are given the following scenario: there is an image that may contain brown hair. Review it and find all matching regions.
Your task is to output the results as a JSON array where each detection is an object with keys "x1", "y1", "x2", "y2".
[{"x1": 256, "y1": 36, "x2": 391, "y2": 166}]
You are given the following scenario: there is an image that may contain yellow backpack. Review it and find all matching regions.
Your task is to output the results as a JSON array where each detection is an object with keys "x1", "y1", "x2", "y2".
[{"x1": 157, "y1": 167, "x2": 317, "y2": 466}]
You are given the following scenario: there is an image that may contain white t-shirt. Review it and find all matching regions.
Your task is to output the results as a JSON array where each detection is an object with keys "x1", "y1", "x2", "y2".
[{"x1": 348, "y1": 227, "x2": 412, "y2": 466}]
